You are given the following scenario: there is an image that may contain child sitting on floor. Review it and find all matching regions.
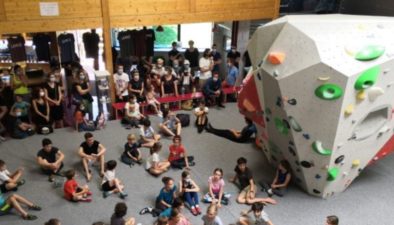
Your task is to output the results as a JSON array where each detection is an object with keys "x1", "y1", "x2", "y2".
[
  {"x1": 203, "y1": 168, "x2": 230, "y2": 207},
  {"x1": 0, "y1": 160, "x2": 25, "y2": 193},
  {"x1": 74, "y1": 104, "x2": 95, "y2": 132},
  {"x1": 202, "y1": 204, "x2": 223, "y2": 225},
  {"x1": 121, "y1": 134, "x2": 142, "y2": 166},
  {"x1": 194, "y1": 100, "x2": 209, "y2": 133},
  {"x1": 111, "y1": 202, "x2": 135, "y2": 225},
  {"x1": 102, "y1": 160, "x2": 128, "y2": 199},
  {"x1": 239, "y1": 202, "x2": 274, "y2": 225},
  {"x1": 63, "y1": 169, "x2": 92, "y2": 202},
  {"x1": 145, "y1": 142, "x2": 170, "y2": 176}
]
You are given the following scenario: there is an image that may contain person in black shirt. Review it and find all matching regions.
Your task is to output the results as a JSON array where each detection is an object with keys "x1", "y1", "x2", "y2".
[
  {"x1": 78, "y1": 132, "x2": 106, "y2": 181},
  {"x1": 184, "y1": 40, "x2": 200, "y2": 71},
  {"x1": 128, "y1": 70, "x2": 145, "y2": 102},
  {"x1": 227, "y1": 45, "x2": 241, "y2": 68},
  {"x1": 230, "y1": 157, "x2": 276, "y2": 205},
  {"x1": 206, "y1": 117, "x2": 257, "y2": 143},
  {"x1": 211, "y1": 44, "x2": 222, "y2": 73},
  {"x1": 203, "y1": 73, "x2": 225, "y2": 107},
  {"x1": 168, "y1": 42, "x2": 181, "y2": 66},
  {"x1": 121, "y1": 134, "x2": 142, "y2": 166},
  {"x1": 33, "y1": 33, "x2": 51, "y2": 62},
  {"x1": 36, "y1": 138, "x2": 65, "y2": 182},
  {"x1": 161, "y1": 67, "x2": 178, "y2": 97},
  {"x1": 144, "y1": 28, "x2": 156, "y2": 57}
]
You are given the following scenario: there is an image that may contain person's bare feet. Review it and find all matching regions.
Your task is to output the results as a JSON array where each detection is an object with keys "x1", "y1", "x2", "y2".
[{"x1": 86, "y1": 173, "x2": 92, "y2": 182}]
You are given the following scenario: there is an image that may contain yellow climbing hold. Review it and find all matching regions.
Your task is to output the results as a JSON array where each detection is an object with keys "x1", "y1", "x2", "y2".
[
  {"x1": 352, "y1": 160, "x2": 360, "y2": 168},
  {"x1": 356, "y1": 90, "x2": 366, "y2": 100},
  {"x1": 318, "y1": 76, "x2": 330, "y2": 81},
  {"x1": 344, "y1": 104, "x2": 354, "y2": 116}
]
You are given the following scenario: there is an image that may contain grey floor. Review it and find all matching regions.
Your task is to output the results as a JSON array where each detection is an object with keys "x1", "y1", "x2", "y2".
[{"x1": 0, "y1": 103, "x2": 394, "y2": 225}]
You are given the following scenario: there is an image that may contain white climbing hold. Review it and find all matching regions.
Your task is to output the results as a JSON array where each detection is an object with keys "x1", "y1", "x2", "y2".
[
  {"x1": 368, "y1": 87, "x2": 384, "y2": 101},
  {"x1": 318, "y1": 76, "x2": 330, "y2": 81}
]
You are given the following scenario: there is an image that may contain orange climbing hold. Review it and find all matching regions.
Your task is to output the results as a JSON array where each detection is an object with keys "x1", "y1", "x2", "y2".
[{"x1": 267, "y1": 52, "x2": 286, "y2": 65}]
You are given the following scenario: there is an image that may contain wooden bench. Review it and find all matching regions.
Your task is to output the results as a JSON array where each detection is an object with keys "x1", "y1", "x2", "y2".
[{"x1": 112, "y1": 92, "x2": 204, "y2": 120}]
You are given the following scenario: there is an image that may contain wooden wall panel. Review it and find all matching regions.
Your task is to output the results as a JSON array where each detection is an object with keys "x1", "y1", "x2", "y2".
[
  {"x1": 0, "y1": 0, "x2": 6, "y2": 21},
  {"x1": 195, "y1": 0, "x2": 274, "y2": 12},
  {"x1": 4, "y1": 0, "x2": 101, "y2": 21},
  {"x1": 111, "y1": 8, "x2": 276, "y2": 28},
  {"x1": 109, "y1": 0, "x2": 190, "y2": 16},
  {"x1": 0, "y1": 17, "x2": 102, "y2": 34}
]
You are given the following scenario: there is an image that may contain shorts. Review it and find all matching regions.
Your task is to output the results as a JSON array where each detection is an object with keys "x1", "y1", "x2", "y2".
[
  {"x1": 101, "y1": 181, "x2": 116, "y2": 192},
  {"x1": 0, "y1": 181, "x2": 15, "y2": 193},
  {"x1": 239, "y1": 185, "x2": 253, "y2": 199}
]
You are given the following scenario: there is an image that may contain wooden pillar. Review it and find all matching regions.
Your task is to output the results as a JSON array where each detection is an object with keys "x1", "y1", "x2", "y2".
[
  {"x1": 100, "y1": 0, "x2": 115, "y2": 104},
  {"x1": 0, "y1": 0, "x2": 6, "y2": 21},
  {"x1": 273, "y1": 0, "x2": 281, "y2": 19}
]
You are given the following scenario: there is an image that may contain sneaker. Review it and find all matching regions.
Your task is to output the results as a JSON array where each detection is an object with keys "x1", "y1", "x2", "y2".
[
  {"x1": 0, "y1": 135, "x2": 6, "y2": 142},
  {"x1": 86, "y1": 191, "x2": 92, "y2": 196},
  {"x1": 103, "y1": 191, "x2": 110, "y2": 198},
  {"x1": 80, "y1": 198, "x2": 92, "y2": 202},
  {"x1": 29, "y1": 205, "x2": 42, "y2": 211},
  {"x1": 218, "y1": 104, "x2": 226, "y2": 108},
  {"x1": 22, "y1": 214, "x2": 37, "y2": 220},
  {"x1": 195, "y1": 205, "x2": 202, "y2": 215},
  {"x1": 139, "y1": 207, "x2": 152, "y2": 215},
  {"x1": 120, "y1": 192, "x2": 128, "y2": 199},
  {"x1": 191, "y1": 207, "x2": 198, "y2": 216},
  {"x1": 17, "y1": 179, "x2": 26, "y2": 186},
  {"x1": 189, "y1": 162, "x2": 196, "y2": 167},
  {"x1": 48, "y1": 175, "x2": 55, "y2": 182}
]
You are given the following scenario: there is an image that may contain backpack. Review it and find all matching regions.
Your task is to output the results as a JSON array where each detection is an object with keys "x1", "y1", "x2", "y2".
[{"x1": 176, "y1": 113, "x2": 190, "y2": 127}]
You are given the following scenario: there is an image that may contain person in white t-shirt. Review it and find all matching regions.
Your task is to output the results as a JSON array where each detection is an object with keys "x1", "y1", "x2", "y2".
[
  {"x1": 101, "y1": 160, "x2": 127, "y2": 199},
  {"x1": 0, "y1": 159, "x2": 25, "y2": 193},
  {"x1": 123, "y1": 95, "x2": 144, "y2": 128},
  {"x1": 139, "y1": 119, "x2": 161, "y2": 148},
  {"x1": 145, "y1": 142, "x2": 170, "y2": 176},
  {"x1": 113, "y1": 65, "x2": 130, "y2": 102},
  {"x1": 194, "y1": 100, "x2": 209, "y2": 133},
  {"x1": 239, "y1": 202, "x2": 274, "y2": 225},
  {"x1": 199, "y1": 48, "x2": 214, "y2": 88},
  {"x1": 152, "y1": 58, "x2": 166, "y2": 77}
]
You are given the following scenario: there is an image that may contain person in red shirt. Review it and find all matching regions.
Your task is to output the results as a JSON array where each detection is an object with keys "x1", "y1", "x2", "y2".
[
  {"x1": 63, "y1": 169, "x2": 91, "y2": 202},
  {"x1": 168, "y1": 136, "x2": 195, "y2": 170}
]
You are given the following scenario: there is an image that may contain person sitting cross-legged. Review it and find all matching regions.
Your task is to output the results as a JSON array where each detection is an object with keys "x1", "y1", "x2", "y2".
[{"x1": 37, "y1": 138, "x2": 65, "y2": 182}]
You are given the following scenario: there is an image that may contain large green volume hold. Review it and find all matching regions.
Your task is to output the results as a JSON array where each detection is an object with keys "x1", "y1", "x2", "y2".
[{"x1": 354, "y1": 66, "x2": 380, "y2": 90}]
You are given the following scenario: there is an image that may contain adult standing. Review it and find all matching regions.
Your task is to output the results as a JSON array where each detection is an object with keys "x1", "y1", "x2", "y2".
[
  {"x1": 44, "y1": 72, "x2": 64, "y2": 128},
  {"x1": 12, "y1": 65, "x2": 29, "y2": 102},
  {"x1": 227, "y1": 45, "x2": 241, "y2": 68},
  {"x1": 199, "y1": 49, "x2": 214, "y2": 89},
  {"x1": 78, "y1": 132, "x2": 106, "y2": 181},
  {"x1": 211, "y1": 44, "x2": 222, "y2": 74},
  {"x1": 73, "y1": 70, "x2": 93, "y2": 120},
  {"x1": 168, "y1": 42, "x2": 181, "y2": 67},
  {"x1": 184, "y1": 40, "x2": 199, "y2": 73},
  {"x1": 36, "y1": 138, "x2": 65, "y2": 182}
]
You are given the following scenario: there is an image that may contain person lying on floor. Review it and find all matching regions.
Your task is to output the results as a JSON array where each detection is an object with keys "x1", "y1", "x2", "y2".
[{"x1": 205, "y1": 117, "x2": 257, "y2": 143}]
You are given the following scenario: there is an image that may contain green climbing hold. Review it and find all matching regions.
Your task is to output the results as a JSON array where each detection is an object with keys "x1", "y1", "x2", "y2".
[
  {"x1": 315, "y1": 84, "x2": 343, "y2": 100},
  {"x1": 354, "y1": 66, "x2": 380, "y2": 90},
  {"x1": 289, "y1": 116, "x2": 302, "y2": 132},
  {"x1": 312, "y1": 141, "x2": 332, "y2": 155},
  {"x1": 327, "y1": 168, "x2": 339, "y2": 181},
  {"x1": 274, "y1": 117, "x2": 288, "y2": 135},
  {"x1": 355, "y1": 45, "x2": 385, "y2": 61}
]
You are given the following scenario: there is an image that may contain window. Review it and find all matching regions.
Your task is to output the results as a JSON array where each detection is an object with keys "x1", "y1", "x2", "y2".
[
  {"x1": 153, "y1": 25, "x2": 178, "y2": 50},
  {"x1": 180, "y1": 22, "x2": 213, "y2": 50}
]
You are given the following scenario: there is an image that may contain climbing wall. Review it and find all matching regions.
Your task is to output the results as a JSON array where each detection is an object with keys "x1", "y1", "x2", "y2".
[{"x1": 239, "y1": 14, "x2": 394, "y2": 198}]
